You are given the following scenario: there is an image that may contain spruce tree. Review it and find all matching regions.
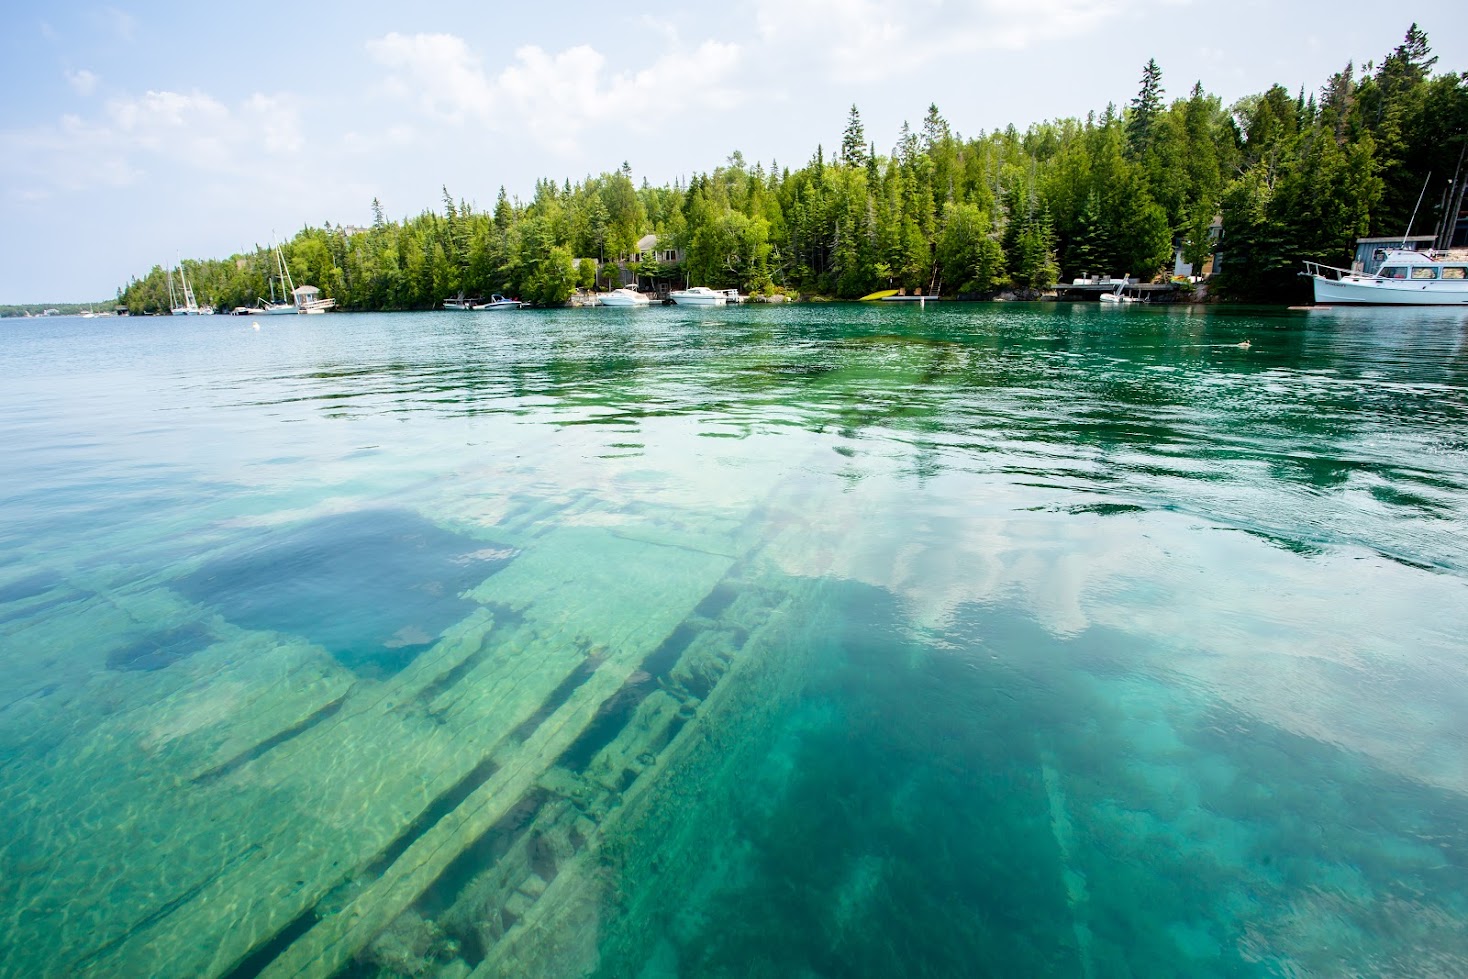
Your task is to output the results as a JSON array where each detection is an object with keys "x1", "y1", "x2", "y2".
[
  {"x1": 1127, "y1": 59, "x2": 1165, "y2": 157},
  {"x1": 841, "y1": 105, "x2": 868, "y2": 168},
  {"x1": 921, "y1": 103, "x2": 950, "y2": 151}
]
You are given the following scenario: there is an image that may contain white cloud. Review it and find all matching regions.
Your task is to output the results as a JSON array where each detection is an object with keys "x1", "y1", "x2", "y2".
[
  {"x1": 67, "y1": 68, "x2": 100, "y2": 96},
  {"x1": 365, "y1": 31, "x2": 743, "y2": 153},
  {"x1": 365, "y1": 32, "x2": 495, "y2": 123},
  {"x1": 751, "y1": 0, "x2": 1187, "y2": 81},
  {"x1": 0, "y1": 88, "x2": 306, "y2": 198}
]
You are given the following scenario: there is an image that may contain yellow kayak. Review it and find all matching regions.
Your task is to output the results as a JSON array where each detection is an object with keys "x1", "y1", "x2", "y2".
[{"x1": 857, "y1": 289, "x2": 900, "y2": 301}]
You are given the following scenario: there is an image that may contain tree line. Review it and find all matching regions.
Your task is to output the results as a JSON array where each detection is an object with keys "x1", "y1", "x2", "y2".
[{"x1": 116, "y1": 24, "x2": 1464, "y2": 312}]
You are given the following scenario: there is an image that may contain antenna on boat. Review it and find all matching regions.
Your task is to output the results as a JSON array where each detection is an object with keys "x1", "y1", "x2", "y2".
[{"x1": 1404, "y1": 172, "x2": 1432, "y2": 242}]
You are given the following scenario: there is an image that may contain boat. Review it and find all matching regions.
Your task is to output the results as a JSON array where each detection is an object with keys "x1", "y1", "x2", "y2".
[
  {"x1": 1301, "y1": 249, "x2": 1468, "y2": 305},
  {"x1": 1098, "y1": 283, "x2": 1138, "y2": 304},
  {"x1": 443, "y1": 296, "x2": 481, "y2": 311},
  {"x1": 293, "y1": 285, "x2": 336, "y2": 314},
  {"x1": 257, "y1": 237, "x2": 336, "y2": 314},
  {"x1": 168, "y1": 260, "x2": 213, "y2": 315},
  {"x1": 472, "y1": 295, "x2": 525, "y2": 310},
  {"x1": 598, "y1": 288, "x2": 651, "y2": 307},
  {"x1": 668, "y1": 286, "x2": 726, "y2": 306}
]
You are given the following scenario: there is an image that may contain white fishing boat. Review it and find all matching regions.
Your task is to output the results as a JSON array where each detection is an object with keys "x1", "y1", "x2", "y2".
[
  {"x1": 668, "y1": 286, "x2": 726, "y2": 306},
  {"x1": 598, "y1": 288, "x2": 652, "y2": 307},
  {"x1": 1301, "y1": 250, "x2": 1468, "y2": 305},
  {"x1": 472, "y1": 295, "x2": 525, "y2": 310},
  {"x1": 293, "y1": 285, "x2": 336, "y2": 314},
  {"x1": 257, "y1": 237, "x2": 336, "y2": 313}
]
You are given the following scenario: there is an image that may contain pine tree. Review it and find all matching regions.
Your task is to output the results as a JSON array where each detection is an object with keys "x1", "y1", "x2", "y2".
[
  {"x1": 921, "y1": 103, "x2": 950, "y2": 151},
  {"x1": 841, "y1": 105, "x2": 868, "y2": 168},
  {"x1": 1127, "y1": 59, "x2": 1165, "y2": 157}
]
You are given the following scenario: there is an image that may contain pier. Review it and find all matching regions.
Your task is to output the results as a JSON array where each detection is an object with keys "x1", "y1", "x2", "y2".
[{"x1": 1054, "y1": 277, "x2": 1183, "y2": 301}]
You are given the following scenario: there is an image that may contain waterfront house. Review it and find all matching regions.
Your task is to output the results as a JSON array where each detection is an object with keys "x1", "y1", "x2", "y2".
[{"x1": 593, "y1": 234, "x2": 685, "y2": 289}]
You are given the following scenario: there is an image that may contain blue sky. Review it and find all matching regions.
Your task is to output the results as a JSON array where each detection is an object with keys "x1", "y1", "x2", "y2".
[{"x1": 2, "y1": 1, "x2": 1464, "y2": 303}]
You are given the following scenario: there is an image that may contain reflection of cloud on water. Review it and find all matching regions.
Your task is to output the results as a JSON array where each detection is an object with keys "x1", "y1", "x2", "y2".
[{"x1": 762, "y1": 465, "x2": 1468, "y2": 797}]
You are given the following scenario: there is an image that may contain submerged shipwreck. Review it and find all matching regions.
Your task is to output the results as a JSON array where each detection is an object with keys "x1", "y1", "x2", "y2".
[{"x1": 0, "y1": 489, "x2": 839, "y2": 978}]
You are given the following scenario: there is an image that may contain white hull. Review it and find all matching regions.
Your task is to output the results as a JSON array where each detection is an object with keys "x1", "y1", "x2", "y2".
[
  {"x1": 669, "y1": 288, "x2": 726, "y2": 306},
  {"x1": 598, "y1": 290, "x2": 651, "y2": 307},
  {"x1": 258, "y1": 303, "x2": 298, "y2": 315},
  {"x1": 1309, "y1": 275, "x2": 1468, "y2": 305}
]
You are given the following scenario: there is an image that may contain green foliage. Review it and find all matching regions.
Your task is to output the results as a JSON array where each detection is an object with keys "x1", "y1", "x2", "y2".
[
  {"x1": 1127, "y1": 59, "x2": 1165, "y2": 158},
  {"x1": 841, "y1": 105, "x2": 868, "y2": 169},
  {"x1": 577, "y1": 258, "x2": 598, "y2": 290},
  {"x1": 114, "y1": 28, "x2": 1458, "y2": 309}
]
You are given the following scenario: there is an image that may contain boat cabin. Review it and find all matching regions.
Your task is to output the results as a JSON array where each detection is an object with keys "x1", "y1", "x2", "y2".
[
  {"x1": 1353, "y1": 236, "x2": 1437, "y2": 275},
  {"x1": 1376, "y1": 259, "x2": 1468, "y2": 280}
]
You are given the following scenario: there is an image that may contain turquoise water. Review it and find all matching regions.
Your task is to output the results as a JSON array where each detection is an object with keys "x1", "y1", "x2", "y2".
[{"x1": 1, "y1": 304, "x2": 1466, "y2": 977}]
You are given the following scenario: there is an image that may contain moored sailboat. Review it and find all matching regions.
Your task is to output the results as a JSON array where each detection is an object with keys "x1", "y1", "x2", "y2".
[{"x1": 168, "y1": 259, "x2": 213, "y2": 315}]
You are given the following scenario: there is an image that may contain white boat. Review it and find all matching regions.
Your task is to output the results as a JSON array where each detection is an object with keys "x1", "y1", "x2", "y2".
[
  {"x1": 168, "y1": 260, "x2": 212, "y2": 315},
  {"x1": 472, "y1": 294, "x2": 525, "y2": 310},
  {"x1": 668, "y1": 286, "x2": 726, "y2": 306},
  {"x1": 293, "y1": 285, "x2": 336, "y2": 314},
  {"x1": 1302, "y1": 250, "x2": 1468, "y2": 305},
  {"x1": 598, "y1": 288, "x2": 651, "y2": 307},
  {"x1": 443, "y1": 296, "x2": 479, "y2": 311},
  {"x1": 1098, "y1": 283, "x2": 1138, "y2": 304},
  {"x1": 257, "y1": 237, "x2": 336, "y2": 313}
]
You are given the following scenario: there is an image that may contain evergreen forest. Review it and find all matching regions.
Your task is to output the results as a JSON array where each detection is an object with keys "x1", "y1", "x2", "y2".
[{"x1": 115, "y1": 25, "x2": 1466, "y2": 312}]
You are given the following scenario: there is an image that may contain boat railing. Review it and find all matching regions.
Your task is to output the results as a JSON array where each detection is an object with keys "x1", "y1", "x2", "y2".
[{"x1": 1301, "y1": 259, "x2": 1364, "y2": 282}]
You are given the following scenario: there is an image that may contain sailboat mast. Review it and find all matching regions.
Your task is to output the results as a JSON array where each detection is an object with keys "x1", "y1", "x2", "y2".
[{"x1": 179, "y1": 256, "x2": 197, "y2": 309}]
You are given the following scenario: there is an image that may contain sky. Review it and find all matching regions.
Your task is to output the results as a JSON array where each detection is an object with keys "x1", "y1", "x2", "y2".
[{"x1": 2, "y1": 1, "x2": 1465, "y2": 303}]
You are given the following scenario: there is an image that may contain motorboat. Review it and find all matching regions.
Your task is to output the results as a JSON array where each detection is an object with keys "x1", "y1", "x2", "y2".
[
  {"x1": 598, "y1": 288, "x2": 652, "y2": 307},
  {"x1": 1098, "y1": 283, "x2": 1138, "y2": 304},
  {"x1": 1301, "y1": 249, "x2": 1468, "y2": 305},
  {"x1": 668, "y1": 286, "x2": 726, "y2": 306},
  {"x1": 443, "y1": 297, "x2": 480, "y2": 311},
  {"x1": 472, "y1": 295, "x2": 525, "y2": 310}
]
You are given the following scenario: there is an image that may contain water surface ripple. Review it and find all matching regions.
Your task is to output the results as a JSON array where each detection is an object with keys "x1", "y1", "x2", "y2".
[{"x1": 1, "y1": 304, "x2": 1466, "y2": 977}]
